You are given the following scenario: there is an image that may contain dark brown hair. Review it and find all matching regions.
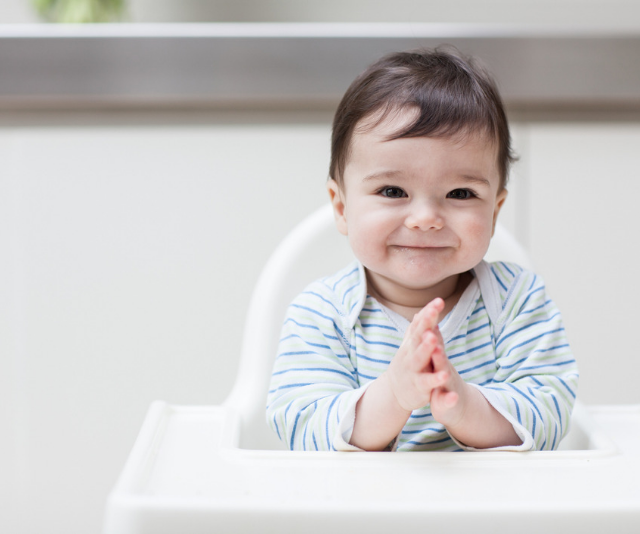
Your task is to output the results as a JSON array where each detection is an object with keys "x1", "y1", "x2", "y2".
[{"x1": 329, "y1": 47, "x2": 515, "y2": 190}]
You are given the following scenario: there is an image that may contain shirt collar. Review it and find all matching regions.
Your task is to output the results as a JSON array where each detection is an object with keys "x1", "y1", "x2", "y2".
[{"x1": 332, "y1": 260, "x2": 368, "y2": 330}]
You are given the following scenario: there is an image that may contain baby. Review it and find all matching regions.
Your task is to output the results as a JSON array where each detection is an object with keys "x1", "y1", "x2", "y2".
[{"x1": 267, "y1": 48, "x2": 578, "y2": 452}]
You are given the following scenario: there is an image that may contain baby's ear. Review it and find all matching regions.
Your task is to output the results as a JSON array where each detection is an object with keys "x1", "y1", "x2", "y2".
[
  {"x1": 327, "y1": 179, "x2": 348, "y2": 236},
  {"x1": 491, "y1": 188, "x2": 509, "y2": 236}
]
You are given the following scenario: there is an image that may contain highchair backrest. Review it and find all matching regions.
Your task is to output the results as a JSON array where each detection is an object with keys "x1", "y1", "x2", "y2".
[{"x1": 225, "y1": 203, "x2": 534, "y2": 450}]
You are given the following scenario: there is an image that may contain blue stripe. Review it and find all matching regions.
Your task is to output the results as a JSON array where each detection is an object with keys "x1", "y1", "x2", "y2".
[
  {"x1": 555, "y1": 375, "x2": 577, "y2": 399},
  {"x1": 532, "y1": 343, "x2": 571, "y2": 354},
  {"x1": 496, "y1": 316, "x2": 562, "y2": 350},
  {"x1": 272, "y1": 367, "x2": 358, "y2": 383},
  {"x1": 448, "y1": 321, "x2": 489, "y2": 342},
  {"x1": 358, "y1": 371, "x2": 378, "y2": 381},
  {"x1": 302, "y1": 291, "x2": 342, "y2": 314},
  {"x1": 467, "y1": 321, "x2": 490, "y2": 335},
  {"x1": 356, "y1": 352, "x2": 391, "y2": 365},
  {"x1": 405, "y1": 436, "x2": 452, "y2": 447},
  {"x1": 506, "y1": 383, "x2": 544, "y2": 421},
  {"x1": 284, "y1": 318, "x2": 320, "y2": 330},
  {"x1": 491, "y1": 266, "x2": 508, "y2": 291},
  {"x1": 290, "y1": 411, "x2": 303, "y2": 450},
  {"x1": 302, "y1": 420, "x2": 309, "y2": 450},
  {"x1": 552, "y1": 394, "x2": 562, "y2": 424},
  {"x1": 342, "y1": 283, "x2": 358, "y2": 304},
  {"x1": 273, "y1": 413, "x2": 281, "y2": 440},
  {"x1": 501, "y1": 261, "x2": 515, "y2": 277},
  {"x1": 514, "y1": 397, "x2": 522, "y2": 424},
  {"x1": 312, "y1": 431, "x2": 318, "y2": 451},
  {"x1": 361, "y1": 323, "x2": 398, "y2": 331},
  {"x1": 520, "y1": 300, "x2": 552, "y2": 316},
  {"x1": 410, "y1": 412, "x2": 433, "y2": 419},
  {"x1": 333, "y1": 322, "x2": 348, "y2": 345},
  {"x1": 355, "y1": 333, "x2": 400, "y2": 348},
  {"x1": 279, "y1": 351, "x2": 317, "y2": 357},
  {"x1": 280, "y1": 335, "x2": 332, "y2": 350},
  {"x1": 306, "y1": 341, "x2": 331, "y2": 350},
  {"x1": 290, "y1": 304, "x2": 335, "y2": 323},
  {"x1": 325, "y1": 396, "x2": 339, "y2": 450},
  {"x1": 517, "y1": 286, "x2": 545, "y2": 314},
  {"x1": 513, "y1": 359, "x2": 577, "y2": 373},
  {"x1": 284, "y1": 400, "x2": 295, "y2": 420},
  {"x1": 501, "y1": 327, "x2": 565, "y2": 358},
  {"x1": 401, "y1": 426, "x2": 447, "y2": 435},
  {"x1": 268, "y1": 383, "x2": 312, "y2": 394},
  {"x1": 459, "y1": 359, "x2": 496, "y2": 375},
  {"x1": 332, "y1": 266, "x2": 358, "y2": 290},
  {"x1": 448, "y1": 340, "x2": 493, "y2": 359},
  {"x1": 551, "y1": 423, "x2": 558, "y2": 450},
  {"x1": 498, "y1": 354, "x2": 529, "y2": 371},
  {"x1": 362, "y1": 307, "x2": 383, "y2": 312}
]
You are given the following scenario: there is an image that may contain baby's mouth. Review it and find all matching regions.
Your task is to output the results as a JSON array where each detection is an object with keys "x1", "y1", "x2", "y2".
[{"x1": 391, "y1": 244, "x2": 449, "y2": 250}]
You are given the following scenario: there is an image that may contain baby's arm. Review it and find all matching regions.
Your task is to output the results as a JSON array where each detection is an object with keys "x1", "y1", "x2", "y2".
[
  {"x1": 268, "y1": 280, "x2": 372, "y2": 451},
  {"x1": 471, "y1": 267, "x2": 578, "y2": 451},
  {"x1": 428, "y1": 347, "x2": 522, "y2": 448}
]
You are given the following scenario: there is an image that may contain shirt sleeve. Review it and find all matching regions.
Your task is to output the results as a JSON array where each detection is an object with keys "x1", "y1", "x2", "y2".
[
  {"x1": 266, "y1": 283, "x2": 368, "y2": 451},
  {"x1": 471, "y1": 267, "x2": 579, "y2": 451}
]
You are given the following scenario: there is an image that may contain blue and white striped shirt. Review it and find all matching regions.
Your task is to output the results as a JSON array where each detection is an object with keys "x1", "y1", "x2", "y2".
[{"x1": 266, "y1": 260, "x2": 578, "y2": 452}]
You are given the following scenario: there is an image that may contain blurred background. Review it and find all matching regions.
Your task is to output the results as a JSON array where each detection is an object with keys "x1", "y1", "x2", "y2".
[{"x1": 1, "y1": 1, "x2": 640, "y2": 533}]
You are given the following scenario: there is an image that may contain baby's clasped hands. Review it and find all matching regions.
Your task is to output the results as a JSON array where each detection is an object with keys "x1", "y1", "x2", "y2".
[{"x1": 387, "y1": 298, "x2": 468, "y2": 426}]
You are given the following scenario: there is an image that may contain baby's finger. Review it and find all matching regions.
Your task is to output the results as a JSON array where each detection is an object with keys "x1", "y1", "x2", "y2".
[
  {"x1": 416, "y1": 369, "x2": 449, "y2": 393},
  {"x1": 414, "y1": 329, "x2": 445, "y2": 372},
  {"x1": 417, "y1": 298, "x2": 445, "y2": 329},
  {"x1": 430, "y1": 342, "x2": 449, "y2": 373},
  {"x1": 402, "y1": 315, "x2": 430, "y2": 356},
  {"x1": 433, "y1": 325, "x2": 445, "y2": 346},
  {"x1": 432, "y1": 387, "x2": 459, "y2": 409}
]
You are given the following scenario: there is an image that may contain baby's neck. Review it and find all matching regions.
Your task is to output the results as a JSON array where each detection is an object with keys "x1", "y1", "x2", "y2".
[{"x1": 367, "y1": 272, "x2": 472, "y2": 323}]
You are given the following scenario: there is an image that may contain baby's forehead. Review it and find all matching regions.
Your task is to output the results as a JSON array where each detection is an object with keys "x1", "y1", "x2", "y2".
[{"x1": 350, "y1": 114, "x2": 498, "y2": 160}]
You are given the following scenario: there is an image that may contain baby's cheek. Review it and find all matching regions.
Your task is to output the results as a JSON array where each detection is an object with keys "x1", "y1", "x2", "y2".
[
  {"x1": 347, "y1": 226, "x2": 379, "y2": 263},
  {"x1": 464, "y1": 219, "x2": 494, "y2": 256}
]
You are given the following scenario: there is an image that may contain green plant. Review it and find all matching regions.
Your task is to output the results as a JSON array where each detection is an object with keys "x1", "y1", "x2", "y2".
[{"x1": 33, "y1": 0, "x2": 126, "y2": 23}]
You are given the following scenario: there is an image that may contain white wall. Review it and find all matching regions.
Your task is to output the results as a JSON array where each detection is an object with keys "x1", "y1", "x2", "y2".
[
  {"x1": 0, "y1": 110, "x2": 333, "y2": 534},
  {"x1": 527, "y1": 124, "x2": 640, "y2": 406}
]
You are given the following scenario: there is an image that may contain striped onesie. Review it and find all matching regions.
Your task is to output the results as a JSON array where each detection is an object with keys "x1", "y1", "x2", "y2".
[{"x1": 266, "y1": 260, "x2": 578, "y2": 452}]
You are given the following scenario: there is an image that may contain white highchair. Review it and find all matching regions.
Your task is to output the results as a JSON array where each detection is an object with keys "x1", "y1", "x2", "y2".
[{"x1": 104, "y1": 204, "x2": 640, "y2": 534}]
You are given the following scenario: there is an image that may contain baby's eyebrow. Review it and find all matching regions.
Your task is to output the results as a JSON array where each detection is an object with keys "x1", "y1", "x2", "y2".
[
  {"x1": 459, "y1": 175, "x2": 491, "y2": 188},
  {"x1": 361, "y1": 170, "x2": 402, "y2": 182}
]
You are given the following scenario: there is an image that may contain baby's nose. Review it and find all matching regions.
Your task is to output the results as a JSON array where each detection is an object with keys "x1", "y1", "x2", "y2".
[{"x1": 404, "y1": 200, "x2": 444, "y2": 231}]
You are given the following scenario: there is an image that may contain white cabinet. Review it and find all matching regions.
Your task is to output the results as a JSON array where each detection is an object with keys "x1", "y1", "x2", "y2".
[{"x1": 523, "y1": 124, "x2": 640, "y2": 405}]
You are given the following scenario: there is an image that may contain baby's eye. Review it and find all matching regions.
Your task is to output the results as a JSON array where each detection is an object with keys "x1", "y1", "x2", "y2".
[
  {"x1": 447, "y1": 188, "x2": 476, "y2": 200},
  {"x1": 379, "y1": 186, "x2": 407, "y2": 198}
]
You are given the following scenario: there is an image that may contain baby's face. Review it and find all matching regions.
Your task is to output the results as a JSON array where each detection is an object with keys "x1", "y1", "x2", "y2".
[{"x1": 328, "y1": 109, "x2": 507, "y2": 305}]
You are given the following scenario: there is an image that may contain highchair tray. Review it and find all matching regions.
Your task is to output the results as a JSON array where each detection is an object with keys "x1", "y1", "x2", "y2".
[{"x1": 104, "y1": 402, "x2": 640, "y2": 534}]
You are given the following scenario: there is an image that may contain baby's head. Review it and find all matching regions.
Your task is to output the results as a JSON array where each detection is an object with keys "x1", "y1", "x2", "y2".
[
  {"x1": 327, "y1": 48, "x2": 516, "y2": 309},
  {"x1": 329, "y1": 47, "x2": 515, "y2": 191}
]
